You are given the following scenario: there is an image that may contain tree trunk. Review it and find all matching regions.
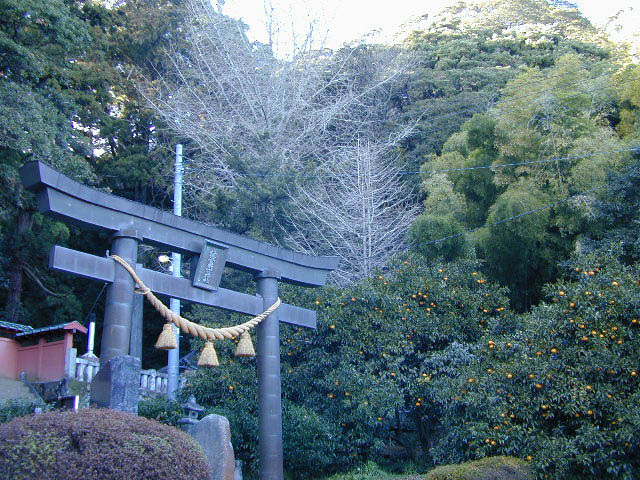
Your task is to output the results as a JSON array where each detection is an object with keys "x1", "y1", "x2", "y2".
[{"x1": 4, "y1": 209, "x2": 33, "y2": 322}]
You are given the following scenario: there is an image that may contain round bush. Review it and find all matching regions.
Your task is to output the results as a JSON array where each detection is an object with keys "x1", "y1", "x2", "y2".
[
  {"x1": 425, "y1": 456, "x2": 533, "y2": 480},
  {"x1": 0, "y1": 408, "x2": 211, "y2": 480}
]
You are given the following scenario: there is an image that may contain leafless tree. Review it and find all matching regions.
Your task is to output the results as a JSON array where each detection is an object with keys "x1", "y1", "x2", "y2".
[
  {"x1": 141, "y1": 0, "x2": 419, "y2": 283},
  {"x1": 283, "y1": 139, "x2": 420, "y2": 285},
  {"x1": 143, "y1": 0, "x2": 406, "y2": 183}
]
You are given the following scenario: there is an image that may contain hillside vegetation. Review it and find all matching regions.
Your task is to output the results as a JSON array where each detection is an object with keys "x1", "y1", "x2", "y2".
[{"x1": 1, "y1": 0, "x2": 639, "y2": 479}]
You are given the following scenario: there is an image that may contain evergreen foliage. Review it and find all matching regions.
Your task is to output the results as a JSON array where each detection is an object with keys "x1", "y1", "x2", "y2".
[
  {"x1": 427, "y1": 244, "x2": 640, "y2": 479},
  {"x1": 1, "y1": 1, "x2": 639, "y2": 478},
  {"x1": 0, "y1": 398, "x2": 46, "y2": 424},
  {"x1": 183, "y1": 254, "x2": 509, "y2": 475},
  {"x1": 410, "y1": 52, "x2": 637, "y2": 309},
  {"x1": 424, "y1": 456, "x2": 532, "y2": 480}
]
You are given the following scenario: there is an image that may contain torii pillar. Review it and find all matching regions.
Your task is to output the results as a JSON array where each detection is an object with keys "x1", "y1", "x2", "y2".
[
  {"x1": 101, "y1": 229, "x2": 140, "y2": 366},
  {"x1": 256, "y1": 271, "x2": 283, "y2": 477}
]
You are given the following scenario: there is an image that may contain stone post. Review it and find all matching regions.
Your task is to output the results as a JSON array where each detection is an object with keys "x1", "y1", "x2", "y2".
[
  {"x1": 255, "y1": 270, "x2": 283, "y2": 480},
  {"x1": 129, "y1": 276, "x2": 144, "y2": 362}
]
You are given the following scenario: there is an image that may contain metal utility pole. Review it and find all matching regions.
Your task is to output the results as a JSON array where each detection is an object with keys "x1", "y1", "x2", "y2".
[
  {"x1": 167, "y1": 144, "x2": 183, "y2": 399},
  {"x1": 86, "y1": 315, "x2": 96, "y2": 357}
]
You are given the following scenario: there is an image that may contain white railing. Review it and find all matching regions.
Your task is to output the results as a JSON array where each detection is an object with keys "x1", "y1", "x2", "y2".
[
  {"x1": 139, "y1": 369, "x2": 168, "y2": 395},
  {"x1": 74, "y1": 356, "x2": 100, "y2": 383},
  {"x1": 71, "y1": 356, "x2": 172, "y2": 395}
]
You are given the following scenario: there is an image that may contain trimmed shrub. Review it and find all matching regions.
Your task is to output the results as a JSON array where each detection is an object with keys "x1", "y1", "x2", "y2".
[
  {"x1": 425, "y1": 456, "x2": 532, "y2": 480},
  {"x1": 321, "y1": 460, "x2": 412, "y2": 479},
  {"x1": 0, "y1": 408, "x2": 211, "y2": 480}
]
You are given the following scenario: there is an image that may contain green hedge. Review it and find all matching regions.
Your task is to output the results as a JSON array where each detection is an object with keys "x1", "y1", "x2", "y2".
[{"x1": 0, "y1": 398, "x2": 45, "y2": 424}]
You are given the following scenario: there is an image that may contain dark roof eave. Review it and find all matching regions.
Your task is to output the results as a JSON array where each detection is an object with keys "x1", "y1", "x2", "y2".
[{"x1": 15, "y1": 321, "x2": 88, "y2": 338}]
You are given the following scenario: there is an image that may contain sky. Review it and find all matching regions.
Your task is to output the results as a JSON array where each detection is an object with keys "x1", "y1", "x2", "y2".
[{"x1": 220, "y1": 0, "x2": 637, "y2": 53}]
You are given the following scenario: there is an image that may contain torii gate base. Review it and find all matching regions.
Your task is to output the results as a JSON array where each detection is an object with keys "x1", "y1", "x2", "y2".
[{"x1": 20, "y1": 161, "x2": 338, "y2": 480}]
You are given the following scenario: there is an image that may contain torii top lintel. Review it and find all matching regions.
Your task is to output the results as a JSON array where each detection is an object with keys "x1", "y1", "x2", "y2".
[{"x1": 20, "y1": 161, "x2": 338, "y2": 287}]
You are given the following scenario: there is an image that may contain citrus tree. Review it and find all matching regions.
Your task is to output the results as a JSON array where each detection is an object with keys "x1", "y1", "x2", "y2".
[
  {"x1": 179, "y1": 253, "x2": 509, "y2": 476},
  {"x1": 278, "y1": 253, "x2": 509, "y2": 470},
  {"x1": 428, "y1": 244, "x2": 640, "y2": 480}
]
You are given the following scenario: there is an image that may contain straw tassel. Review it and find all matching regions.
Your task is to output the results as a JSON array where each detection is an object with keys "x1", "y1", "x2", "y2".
[
  {"x1": 235, "y1": 331, "x2": 256, "y2": 357},
  {"x1": 198, "y1": 341, "x2": 219, "y2": 367},
  {"x1": 155, "y1": 323, "x2": 178, "y2": 350}
]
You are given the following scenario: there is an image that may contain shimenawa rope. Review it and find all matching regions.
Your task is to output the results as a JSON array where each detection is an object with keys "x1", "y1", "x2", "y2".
[{"x1": 110, "y1": 255, "x2": 281, "y2": 341}]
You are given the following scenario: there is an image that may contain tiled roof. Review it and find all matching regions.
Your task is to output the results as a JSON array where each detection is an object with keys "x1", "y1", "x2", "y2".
[
  {"x1": 0, "y1": 320, "x2": 33, "y2": 333},
  {"x1": 15, "y1": 321, "x2": 87, "y2": 337}
]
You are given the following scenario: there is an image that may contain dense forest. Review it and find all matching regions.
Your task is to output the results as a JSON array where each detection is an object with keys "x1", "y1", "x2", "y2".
[{"x1": 1, "y1": 0, "x2": 639, "y2": 478}]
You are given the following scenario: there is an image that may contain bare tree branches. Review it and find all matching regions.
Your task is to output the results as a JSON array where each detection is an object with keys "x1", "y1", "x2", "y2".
[
  {"x1": 284, "y1": 139, "x2": 420, "y2": 285},
  {"x1": 140, "y1": 0, "x2": 418, "y2": 283},
  {"x1": 142, "y1": 0, "x2": 407, "y2": 181}
]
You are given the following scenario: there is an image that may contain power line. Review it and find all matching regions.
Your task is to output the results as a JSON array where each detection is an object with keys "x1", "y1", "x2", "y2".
[
  {"x1": 413, "y1": 74, "x2": 640, "y2": 140},
  {"x1": 181, "y1": 73, "x2": 640, "y2": 178},
  {"x1": 420, "y1": 184, "x2": 607, "y2": 246},
  {"x1": 424, "y1": 146, "x2": 640, "y2": 174},
  {"x1": 184, "y1": 145, "x2": 640, "y2": 178},
  {"x1": 179, "y1": 70, "x2": 640, "y2": 179}
]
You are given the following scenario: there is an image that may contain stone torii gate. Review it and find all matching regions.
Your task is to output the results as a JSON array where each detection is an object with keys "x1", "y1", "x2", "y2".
[{"x1": 20, "y1": 161, "x2": 338, "y2": 480}]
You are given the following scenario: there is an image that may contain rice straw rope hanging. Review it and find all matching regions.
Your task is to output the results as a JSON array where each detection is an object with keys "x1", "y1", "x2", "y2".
[{"x1": 110, "y1": 255, "x2": 281, "y2": 365}]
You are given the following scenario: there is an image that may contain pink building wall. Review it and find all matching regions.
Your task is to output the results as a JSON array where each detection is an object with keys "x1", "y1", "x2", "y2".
[
  {"x1": 1, "y1": 323, "x2": 83, "y2": 382},
  {"x1": 17, "y1": 337, "x2": 70, "y2": 382},
  {"x1": 18, "y1": 332, "x2": 73, "y2": 382},
  {"x1": 0, "y1": 337, "x2": 19, "y2": 379}
]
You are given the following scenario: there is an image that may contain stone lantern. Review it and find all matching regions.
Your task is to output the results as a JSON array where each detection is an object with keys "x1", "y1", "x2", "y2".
[{"x1": 178, "y1": 394, "x2": 204, "y2": 434}]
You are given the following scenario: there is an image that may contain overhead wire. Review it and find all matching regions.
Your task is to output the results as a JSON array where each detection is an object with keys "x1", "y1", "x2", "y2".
[
  {"x1": 411, "y1": 73, "x2": 640, "y2": 140},
  {"x1": 418, "y1": 184, "x2": 607, "y2": 246},
  {"x1": 183, "y1": 145, "x2": 640, "y2": 178},
  {"x1": 167, "y1": 30, "x2": 640, "y2": 269},
  {"x1": 179, "y1": 73, "x2": 640, "y2": 179},
  {"x1": 426, "y1": 146, "x2": 640, "y2": 174}
]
